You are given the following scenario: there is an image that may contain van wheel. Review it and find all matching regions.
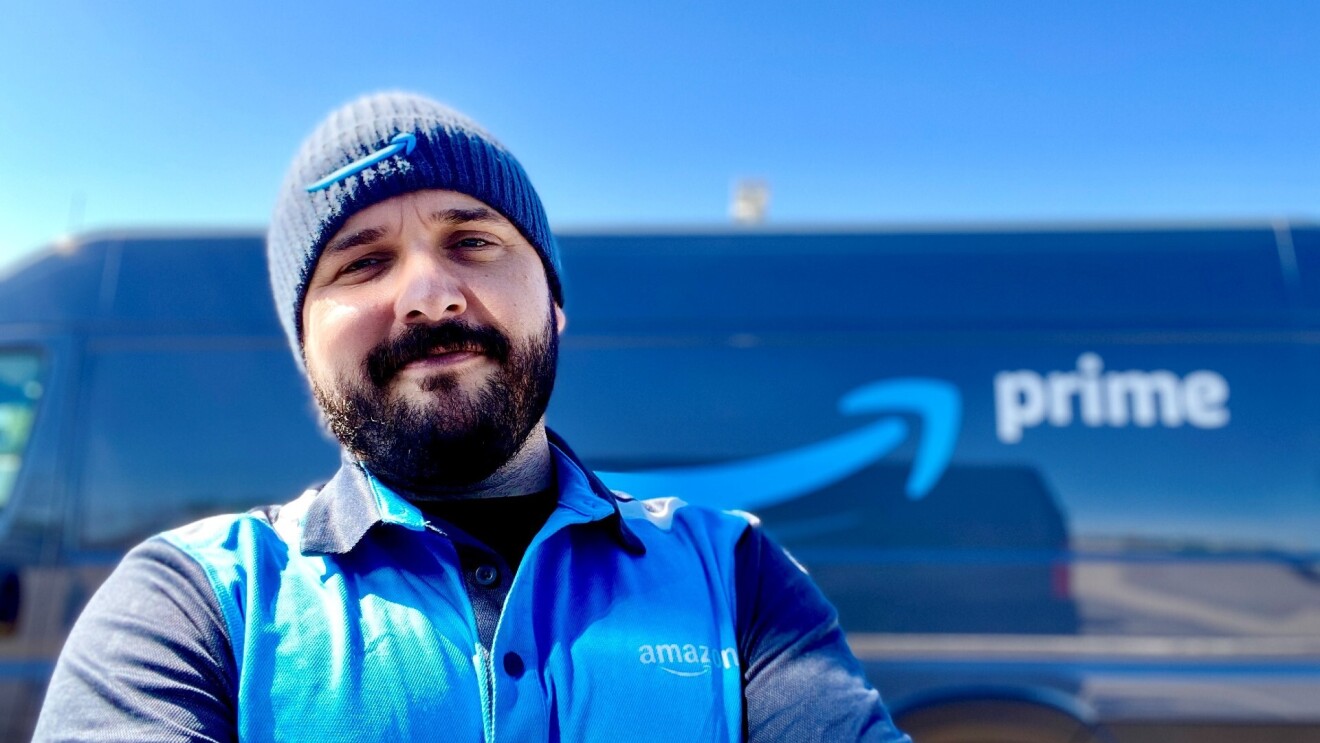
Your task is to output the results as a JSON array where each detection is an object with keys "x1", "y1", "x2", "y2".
[{"x1": 896, "y1": 699, "x2": 1107, "y2": 743}]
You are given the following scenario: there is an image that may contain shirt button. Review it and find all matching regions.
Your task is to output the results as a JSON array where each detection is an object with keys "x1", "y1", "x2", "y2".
[
  {"x1": 474, "y1": 565, "x2": 499, "y2": 586},
  {"x1": 503, "y1": 651, "x2": 525, "y2": 678}
]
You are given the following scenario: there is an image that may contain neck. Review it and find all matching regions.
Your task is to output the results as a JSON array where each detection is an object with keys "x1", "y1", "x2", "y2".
[{"x1": 386, "y1": 422, "x2": 555, "y2": 502}]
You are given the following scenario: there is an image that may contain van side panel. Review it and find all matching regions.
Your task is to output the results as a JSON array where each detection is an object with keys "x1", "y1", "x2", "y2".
[
  {"x1": 553, "y1": 226, "x2": 1320, "y2": 730},
  {"x1": 6, "y1": 225, "x2": 1320, "y2": 739}
]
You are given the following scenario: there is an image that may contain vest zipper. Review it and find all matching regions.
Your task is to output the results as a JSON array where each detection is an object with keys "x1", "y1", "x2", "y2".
[
  {"x1": 426, "y1": 521, "x2": 497, "y2": 742},
  {"x1": 482, "y1": 645, "x2": 496, "y2": 742}
]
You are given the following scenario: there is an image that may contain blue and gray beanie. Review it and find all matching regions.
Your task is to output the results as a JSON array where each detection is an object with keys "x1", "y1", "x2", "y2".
[{"x1": 267, "y1": 91, "x2": 562, "y2": 366}]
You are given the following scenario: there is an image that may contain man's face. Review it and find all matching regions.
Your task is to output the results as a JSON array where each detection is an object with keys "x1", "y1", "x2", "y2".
[{"x1": 302, "y1": 189, "x2": 565, "y2": 491}]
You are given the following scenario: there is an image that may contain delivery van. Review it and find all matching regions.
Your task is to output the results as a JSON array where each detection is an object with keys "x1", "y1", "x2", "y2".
[{"x1": 2, "y1": 222, "x2": 1318, "y2": 741}]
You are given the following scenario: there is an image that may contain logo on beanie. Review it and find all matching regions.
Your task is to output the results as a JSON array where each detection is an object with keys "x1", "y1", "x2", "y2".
[{"x1": 305, "y1": 132, "x2": 418, "y2": 193}]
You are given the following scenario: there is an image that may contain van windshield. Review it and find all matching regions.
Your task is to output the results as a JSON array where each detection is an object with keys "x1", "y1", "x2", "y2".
[{"x1": 0, "y1": 352, "x2": 43, "y2": 510}]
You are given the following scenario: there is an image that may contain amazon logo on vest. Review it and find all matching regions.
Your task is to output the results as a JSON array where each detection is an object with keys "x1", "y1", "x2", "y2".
[
  {"x1": 637, "y1": 642, "x2": 739, "y2": 678},
  {"x1": 598, "y1": 379, "x2": 961, "y2": 510}
]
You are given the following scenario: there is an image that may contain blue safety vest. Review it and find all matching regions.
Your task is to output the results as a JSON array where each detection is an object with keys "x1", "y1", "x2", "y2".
[{"x1": 162, "y1": 444, "x2": 750, "y2": 742}]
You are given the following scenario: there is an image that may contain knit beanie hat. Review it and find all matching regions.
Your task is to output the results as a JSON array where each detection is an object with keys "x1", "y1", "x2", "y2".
[{"x1": 267, "y1": 92, "x2": 562, "y2": 368}]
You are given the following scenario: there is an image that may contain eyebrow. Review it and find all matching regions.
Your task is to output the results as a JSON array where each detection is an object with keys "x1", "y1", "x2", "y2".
[
  {"x1": 427, "y1": 207, "x2": 503, "y2": 226},
  {"x1": 324, "y1": 226, "x2": 389, "y2": 255}
]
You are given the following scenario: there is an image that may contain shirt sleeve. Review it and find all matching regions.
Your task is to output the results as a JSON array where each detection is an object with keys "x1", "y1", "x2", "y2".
[
  {"x1": 734, "y1": 523, "x2": 912, "y2": 743},
  {"x1": 32, "y1": 537, "x2": 237, "y2": 742}
]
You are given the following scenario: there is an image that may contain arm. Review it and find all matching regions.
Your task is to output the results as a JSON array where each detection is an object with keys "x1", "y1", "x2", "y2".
[
  {"x1": 33, "y1": 538, "x2": 237, "y2": 742},
  {"x1": 735, "y1": 525, "x2": 911, "y2": 743}
]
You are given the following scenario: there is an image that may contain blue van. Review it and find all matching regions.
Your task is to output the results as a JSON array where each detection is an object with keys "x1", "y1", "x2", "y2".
[{"x1": 2, "y1": 222, "x2": 1318, "y2": 741}]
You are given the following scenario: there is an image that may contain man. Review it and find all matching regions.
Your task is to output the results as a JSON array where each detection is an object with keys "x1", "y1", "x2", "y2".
[{"x1": 35, "y1": 92, "x2": 910, "y2": 742}]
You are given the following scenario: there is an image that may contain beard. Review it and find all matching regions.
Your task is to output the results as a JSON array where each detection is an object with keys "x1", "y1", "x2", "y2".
[{"x1": 311, "y1": 310, "x2": 558, "y2": 492}]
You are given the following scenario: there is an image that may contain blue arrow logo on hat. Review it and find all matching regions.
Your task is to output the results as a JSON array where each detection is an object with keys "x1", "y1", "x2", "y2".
[
  {"x1": 305, "y1": 132, "x2": 418, "y2": 193},
  {"x1": 597, "y1": 378, "x2": 961, "y2": 510}
]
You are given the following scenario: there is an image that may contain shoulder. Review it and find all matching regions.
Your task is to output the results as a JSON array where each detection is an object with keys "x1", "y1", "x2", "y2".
[
  {"x1": 153, "y1": 487, "x2": 321, "y2": 633},
  {"x1": 160, "y1": 486, "x2": 318, "y2": 565},
  {"x1": 614, "y1": 493, "x2": 759, "y2": 542}
]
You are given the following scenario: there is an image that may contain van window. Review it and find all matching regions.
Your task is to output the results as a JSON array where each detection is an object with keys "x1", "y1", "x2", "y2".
[
  {"x1": 0, "y1": 352, "x2": 43, "y2": 511},
  {"x1": 76, "y1": 340, "x2": 339, "y2": 550}
]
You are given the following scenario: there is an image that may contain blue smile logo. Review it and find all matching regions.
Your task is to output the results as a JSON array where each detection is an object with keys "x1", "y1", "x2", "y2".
[
  {"x1": 597, "y1": 379, "x2": 961, "y2": 510},
  {"x1": 305, "y1": 132, "x2": 418, "y2": 193}
]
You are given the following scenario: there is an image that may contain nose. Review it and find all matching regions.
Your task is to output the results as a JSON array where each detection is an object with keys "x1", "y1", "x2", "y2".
[{"x1": 393, "y1": 250, "x2": 467, "y2": 325}]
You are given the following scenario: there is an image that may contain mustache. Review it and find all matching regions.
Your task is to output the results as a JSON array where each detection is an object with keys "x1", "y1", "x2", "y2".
[{"x1": 365, "y1": 320, "x2": 511, "y2": 388}]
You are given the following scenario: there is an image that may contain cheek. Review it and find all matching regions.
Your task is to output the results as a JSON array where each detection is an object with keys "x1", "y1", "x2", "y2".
[
  {"x1": 303, "y1": 299, "x2": 384, "y2": 378},
  {"x1": 492, "y1": 266, "x2": 554, "y2": 332}
]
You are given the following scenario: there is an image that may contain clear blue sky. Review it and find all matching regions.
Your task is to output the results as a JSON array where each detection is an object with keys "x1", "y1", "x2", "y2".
[{"x1": 2, "y1": 0, "x2": 1316, "y2": 268}]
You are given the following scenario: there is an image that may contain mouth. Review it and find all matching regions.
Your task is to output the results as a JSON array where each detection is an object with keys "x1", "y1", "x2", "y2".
[
  {"x1": 400, "y1": 345, "x2": 488, "y2": 373},
  {"x1": 366, "y1": 322, "x2": 511, "y2": 389}
]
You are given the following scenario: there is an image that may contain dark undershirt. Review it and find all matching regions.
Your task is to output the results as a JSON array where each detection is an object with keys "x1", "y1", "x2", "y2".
[{"x1": 417, "y1": 487, "x2": 559, "y2": 570}]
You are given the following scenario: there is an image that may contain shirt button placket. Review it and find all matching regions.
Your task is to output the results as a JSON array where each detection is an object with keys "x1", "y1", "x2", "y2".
[{"x1": 474, "y1": 564, "x2": 499, "y2": 587}]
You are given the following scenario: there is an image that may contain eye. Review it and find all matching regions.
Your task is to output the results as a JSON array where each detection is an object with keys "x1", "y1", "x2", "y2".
[
  {"x1": 337, "y1": 254, "x2": 388, "y2": 278},
  {"x1": 447, "y1": 233, "x2": 505, "y2": 261}
]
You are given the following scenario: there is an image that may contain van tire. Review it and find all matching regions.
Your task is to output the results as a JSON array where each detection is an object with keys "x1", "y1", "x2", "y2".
[{"x1": 895, "y1": 699, "x2": 1106, "y2": 743}]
